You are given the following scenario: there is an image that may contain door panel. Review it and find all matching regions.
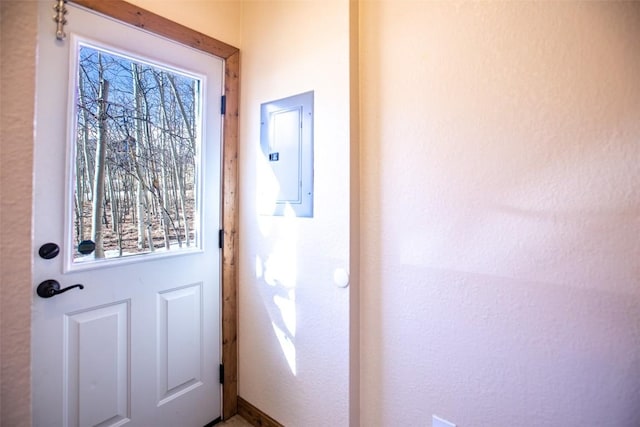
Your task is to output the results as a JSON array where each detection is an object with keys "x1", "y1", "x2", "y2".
[
  {"x1": 158, "y1": 283, "x2": 203, "y2": 404},
  {"x1": 32, "y1": 3, "x2": 222, "y2": 426},
  {"x1": 65, "y1": 301, "x2": 130, "y2": 427}
]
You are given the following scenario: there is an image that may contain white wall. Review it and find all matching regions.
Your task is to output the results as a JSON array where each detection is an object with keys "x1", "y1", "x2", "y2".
[
  {"x1": 238, "y1": 1, "x2": 354, "y2": 425},
  {"x1": 360, "y1": 2, "x2": 640, "y2": 426}
]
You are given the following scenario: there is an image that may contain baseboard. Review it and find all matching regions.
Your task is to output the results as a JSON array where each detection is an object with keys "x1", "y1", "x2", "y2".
[
  {"x1": 204, "y1": 416, "x2": 222, "y2": 426},
  {"x1": 237, "y1": 396, "x2": 284, "y2": 427}
]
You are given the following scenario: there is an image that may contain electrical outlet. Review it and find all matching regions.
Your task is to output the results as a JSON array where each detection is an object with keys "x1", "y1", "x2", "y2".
[{"x1": 433, "y1": 415, "x2": 456, "y2": 427}]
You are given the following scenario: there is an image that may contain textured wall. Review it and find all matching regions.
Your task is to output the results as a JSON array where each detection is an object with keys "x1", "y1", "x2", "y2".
[
  {"x1": 6, "y1": 2, "x2": 639, "y2": 426},
  {"x1": 127, "y1": 0, "x2": 241, "y2": 47},
  {"x1": 238, "y1": 1, "x2": 353, "y2": 425},
  {"x1": 0, "y1": 2, "x2": 37, "y2": 425},
  {"x1": 360, "y1": 2, "x2": 640, "y2": 426}
]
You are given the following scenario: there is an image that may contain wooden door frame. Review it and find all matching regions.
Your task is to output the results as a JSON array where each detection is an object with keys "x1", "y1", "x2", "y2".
[{"x1": 69, "y1": 0, "x2": 240, "y2": 419}]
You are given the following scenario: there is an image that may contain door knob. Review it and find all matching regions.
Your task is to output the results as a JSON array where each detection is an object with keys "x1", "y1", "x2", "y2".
[{"x1": 36, "y1": 280, "x2": 84, "y2": 298}]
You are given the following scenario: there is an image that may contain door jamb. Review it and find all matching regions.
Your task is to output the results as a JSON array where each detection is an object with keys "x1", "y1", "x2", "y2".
[{"x1": 69, "y1": 0, "x2": 240, "y2": 419}]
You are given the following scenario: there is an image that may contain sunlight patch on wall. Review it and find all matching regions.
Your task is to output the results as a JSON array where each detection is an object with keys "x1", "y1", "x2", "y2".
[
  {"x1": 274, "y1": 292, "x2": 296, "y2": 338},
  {"x1": 271, "y1": 288, "x2": 297, "y2": 375},
  {"x1": 256, "y1": 203, "x2": 299, "y2": 376}
]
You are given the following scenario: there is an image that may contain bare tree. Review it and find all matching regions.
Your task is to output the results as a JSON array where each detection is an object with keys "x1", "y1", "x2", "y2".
[
  {"x1": 90, "y1": 66, "x2": 109, "y2": 259},
  {"x1": 74, "y1": 46, "x2": 199, "y2": 260}
]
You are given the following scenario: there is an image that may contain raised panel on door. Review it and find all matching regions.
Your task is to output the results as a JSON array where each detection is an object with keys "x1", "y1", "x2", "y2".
[
  {"x1": 157, "y1": 283, "x2": 203, "y2": 405},
  {"x1": 64, "y1": 301, "x2": 130, "y2": 427}
]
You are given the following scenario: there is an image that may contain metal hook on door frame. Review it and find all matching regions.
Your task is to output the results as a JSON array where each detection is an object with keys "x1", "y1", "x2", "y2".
[{"x1": 53, "y1": 0, "x2": 68, "y2": 41}]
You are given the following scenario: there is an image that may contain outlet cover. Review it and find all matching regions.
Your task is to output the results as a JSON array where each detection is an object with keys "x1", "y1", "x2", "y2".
[{"x1": 433, "y1": 415, "x2": 456, "y2": 427}]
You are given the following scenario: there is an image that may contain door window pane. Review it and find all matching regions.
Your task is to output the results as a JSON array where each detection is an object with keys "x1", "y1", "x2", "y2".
[{"x1": 73, "y1": 44, "x2": 201, "y2": 262}]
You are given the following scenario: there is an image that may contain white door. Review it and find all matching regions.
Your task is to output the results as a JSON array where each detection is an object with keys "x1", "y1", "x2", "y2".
[{"x1": 32, "y1": 3, "x2": 223, "y2": 426}]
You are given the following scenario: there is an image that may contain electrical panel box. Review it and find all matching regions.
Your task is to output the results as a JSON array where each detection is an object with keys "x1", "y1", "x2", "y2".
[{"x1": 260, "y1": 91, "x2": 314, "y2": 217}]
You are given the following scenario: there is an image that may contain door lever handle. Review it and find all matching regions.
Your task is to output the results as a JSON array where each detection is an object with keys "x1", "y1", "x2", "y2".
[{"x1": 37, "y1": 280, "x2": 84, "y2": 298}]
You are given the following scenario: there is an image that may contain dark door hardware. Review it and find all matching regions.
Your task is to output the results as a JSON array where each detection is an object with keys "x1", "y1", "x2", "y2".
[
  {"x1": 37, "y1": 280, "x2": 84, "y2": 298},
  {"x1": 77, "y1": 240, "x2": 96, "y2": 255},
  {"x1": 38, "y1": 242, "x2": 60, "y2": 260}
]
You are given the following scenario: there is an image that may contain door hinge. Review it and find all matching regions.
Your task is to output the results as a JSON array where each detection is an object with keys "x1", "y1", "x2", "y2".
[
  {"x1": 219, "y1": 364, "x2": 224, "y2": 385},
  {"x1": 221, "y1": 95, "x2": 226, "y2": 115},
  {"x1": 218, "y1": 229, "x2": 224, "y2": 249}
]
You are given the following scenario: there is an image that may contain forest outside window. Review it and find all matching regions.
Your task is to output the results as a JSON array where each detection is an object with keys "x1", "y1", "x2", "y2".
[{"x1": 71, "y1": 42, "x2": 204, "y2": 264}]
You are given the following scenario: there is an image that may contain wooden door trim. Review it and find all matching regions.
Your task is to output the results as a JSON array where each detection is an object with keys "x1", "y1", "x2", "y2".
[
  {"x1": 238, "y1": 397, "x2": 284, "y2": 427},
  {"x1": 70, "y1": 0, "x2": 240, "y2": 419}
]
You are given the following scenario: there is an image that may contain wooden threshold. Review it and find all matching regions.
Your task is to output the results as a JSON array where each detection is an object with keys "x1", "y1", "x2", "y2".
[
  {"x1": 237, "y1": 397, "x2": 284, "y2": 427},
  {"x1": 70, "y1": 0, "x2": 240, "y2": 420}
]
